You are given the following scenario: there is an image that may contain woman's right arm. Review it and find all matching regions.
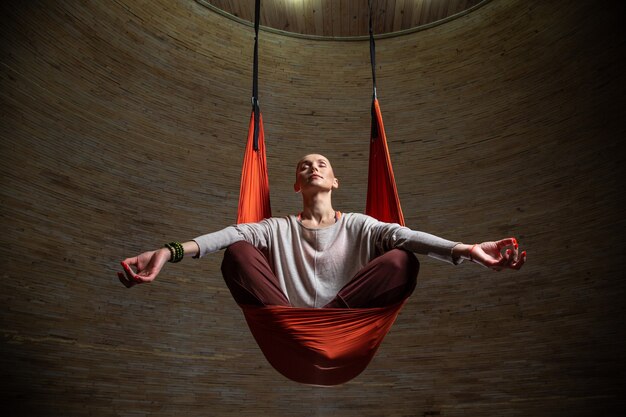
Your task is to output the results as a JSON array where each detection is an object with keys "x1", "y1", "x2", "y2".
[
  {"x1": 117, "y1": 223, "x2": 251, "y2": 288},
  {"x1": 118, "y1": 221, "x2": 275, "y2": 288}
]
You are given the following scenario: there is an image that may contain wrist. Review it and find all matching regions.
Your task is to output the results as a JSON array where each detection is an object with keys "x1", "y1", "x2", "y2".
[
  {"x1": 159, "y1": 247, "x2": 173, "y2": 261},
  {"x1": 161, "y1": 241, "x2": 200, "y2": 262},
  {"x1": 452, "y1": 243, "x2": 474, "y2": 260}
]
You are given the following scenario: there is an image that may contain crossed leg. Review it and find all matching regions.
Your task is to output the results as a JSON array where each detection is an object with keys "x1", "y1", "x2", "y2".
[{"x1": 221, "y1": 241, "x2": 418, "y2": 308}]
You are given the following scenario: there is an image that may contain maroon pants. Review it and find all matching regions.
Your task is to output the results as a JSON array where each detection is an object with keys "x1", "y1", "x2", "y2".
[{"x1": 221, "y1": 241, "x2": 419, "y2": 308}]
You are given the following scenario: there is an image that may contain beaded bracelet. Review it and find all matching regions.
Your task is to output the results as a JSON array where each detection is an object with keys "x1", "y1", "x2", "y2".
[
  {"x1": 164, "y1": 242, "x2": 184, "y2": 263},
  {"x1": 164, "y1": 243, "x2": 176, "y2": 262}
]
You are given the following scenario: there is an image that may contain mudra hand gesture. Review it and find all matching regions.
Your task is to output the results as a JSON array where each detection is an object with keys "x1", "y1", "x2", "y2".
[
  {"x1": 118, "y1": 248, "x2": 170, "y2": 288},
  {"x1": 468, "y1": 237, "x2": 526, "y2": 271}
]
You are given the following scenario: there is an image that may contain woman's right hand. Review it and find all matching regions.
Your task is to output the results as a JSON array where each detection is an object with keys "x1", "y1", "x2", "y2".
[{"x1": 118, "y1": 248, "x2": 170, "y2": 288}]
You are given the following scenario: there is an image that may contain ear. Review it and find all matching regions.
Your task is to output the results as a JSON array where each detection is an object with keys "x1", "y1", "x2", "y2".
[
  {"x1": 332, "y1": 177, "x2": 339, "y2": 189},
  {"x1": 294, "y1": 181, "x2": 301, "y2": 193}
]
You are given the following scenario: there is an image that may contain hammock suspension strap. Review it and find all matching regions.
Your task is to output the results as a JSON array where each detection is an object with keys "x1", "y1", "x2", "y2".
[
  {"x1": 252, "y1": 0, "x2": 261, "y2": 151},
  {"x1": 369, "y1": 0, "x2": 377, "y2": 101}
]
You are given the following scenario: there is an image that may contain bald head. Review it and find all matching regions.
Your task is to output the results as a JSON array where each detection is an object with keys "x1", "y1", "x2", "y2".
[{"x1": 296, "y1": 154, "x2": 332, "y2": 172}]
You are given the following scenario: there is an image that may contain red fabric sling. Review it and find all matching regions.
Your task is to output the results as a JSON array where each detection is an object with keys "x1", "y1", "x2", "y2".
[
  {"x1": 236, "y1": 99, "x2": 407, "y2": 385},
  {"x1": 367, "y1": 98, "x2": 404, "y2": 225},
  {"x1": 237, "y1": 111, "x2": 271, "y2": 224}
]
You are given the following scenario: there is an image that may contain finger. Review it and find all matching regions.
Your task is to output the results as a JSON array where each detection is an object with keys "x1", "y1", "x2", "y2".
[
  {"x1": 122, "y1": 256, "x2": 139, "y2": 267},
  {"x1": 509, "y1": 251, "x2": 527, "y2": 270},
  {"x1": 121, "y1": 261, "x2": 140, "y2": 282},
  {"x1": 498, "y1": 241, "x2": 517, "y2": 261},
  {"x1": 503, "y1": 249, "x2": 517, "y2": 266},
  {"x1": 496, "y1": 237, "x2": 517, "y2": 250},
  {"x1": 500, "y1": 250, "x2": 526, "y2": 270},
  {"x1": 118, "y1": 272, "x2": 134, "y2": 288},
  {"x1": 129, "y1": 265, "x2": 157, "y2": 283},
  {"x1": 493, "y1": 249, "x2": 512, "y2": 267},
  {"x1": 488, "y1": 250, "x2": 512, "y2": 271},
  {"x1": 510, "y1": 238, "x2": 519, "y2": 261},
  {"x1": 135, "y1": 270, "x2": 155, "y2": 282}
]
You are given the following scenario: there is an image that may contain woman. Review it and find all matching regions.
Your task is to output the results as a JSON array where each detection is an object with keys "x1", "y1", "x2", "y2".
[{"x1": 118, "y1": 154, "x2": 526, "y2": 309}]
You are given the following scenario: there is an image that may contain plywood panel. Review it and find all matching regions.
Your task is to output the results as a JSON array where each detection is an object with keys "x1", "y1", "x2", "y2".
[{"x1": 205, "y1": 0, "x2": 486, "y2": 37}]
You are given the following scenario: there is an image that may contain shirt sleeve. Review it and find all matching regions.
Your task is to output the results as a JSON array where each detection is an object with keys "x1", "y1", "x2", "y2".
[
  {"x1": 192, "y1": 220, "x2": 272, "y2": 258},
  {"x1": 392, "y1": 227, "x2": 463, "y2": 265},
  {"x1": 366, "y1": 216, "x2": 463, "y2": 265}
]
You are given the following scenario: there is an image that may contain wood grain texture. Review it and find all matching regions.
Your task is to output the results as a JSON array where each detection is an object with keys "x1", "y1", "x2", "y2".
[
  {"x1": 0, "y1": 0, "x2": 624, "y2": 416},
  {"x1": 201, "y1": 0, "x2": 485, "y2": 38}
]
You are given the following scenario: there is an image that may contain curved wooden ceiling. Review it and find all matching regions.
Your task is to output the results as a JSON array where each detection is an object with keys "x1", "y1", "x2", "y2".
[{"x1": 198, "y1": 0, "x2": 486, "y2": 38}]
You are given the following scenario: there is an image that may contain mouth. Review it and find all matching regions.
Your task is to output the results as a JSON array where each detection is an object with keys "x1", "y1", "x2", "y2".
[{"x1": 309, "y1": 174, "x2": 323, "y2": 180}]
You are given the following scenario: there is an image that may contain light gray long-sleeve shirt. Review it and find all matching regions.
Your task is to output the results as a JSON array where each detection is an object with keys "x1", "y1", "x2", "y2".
[{"x1": 193, "y1": 213, "x2": 461, "y2": 308}]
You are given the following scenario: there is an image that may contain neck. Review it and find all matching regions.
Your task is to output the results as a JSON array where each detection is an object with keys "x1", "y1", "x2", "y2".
[{"x1": 299, "y1": 192, "x2": 335, "y2": 226}]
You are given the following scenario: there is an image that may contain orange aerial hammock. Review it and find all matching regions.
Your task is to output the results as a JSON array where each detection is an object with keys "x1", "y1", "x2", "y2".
[{"x1": 235, "y1": 0, "x2": 405, "y2": 386}]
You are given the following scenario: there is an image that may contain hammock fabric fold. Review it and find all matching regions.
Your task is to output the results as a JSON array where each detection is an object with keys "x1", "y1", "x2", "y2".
[
  {"x1": 242, "y1": 302, "x2": 405, "y2": 385},
  {"x1": 237, "y1": 110, "x2": 271, "y2": 224},
  {"x1": 367, "y1": 98, "x2": 405, "y2": 226},
  {"x1": 236, "y1": 99, "x2": 406, "y2": 385}
]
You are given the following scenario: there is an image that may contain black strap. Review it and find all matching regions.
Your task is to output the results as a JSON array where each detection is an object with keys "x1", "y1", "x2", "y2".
[
  {"x1": 369, "y1": 0, "x2": 379, "y2": 140},
  {"x1": 252, "y1": 0, "x2": 261, "y2": 151},
  {"x1": 368, "y1": 0, "x2": 377, "y2": 100}
]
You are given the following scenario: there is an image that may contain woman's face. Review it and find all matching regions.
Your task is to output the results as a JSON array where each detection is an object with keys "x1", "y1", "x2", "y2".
[{"x1": 294, "y1": 154, "x2": 338, "y2": 193}]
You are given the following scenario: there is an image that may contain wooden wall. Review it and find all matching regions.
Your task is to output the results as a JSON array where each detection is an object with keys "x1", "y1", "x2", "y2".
[
  {"x1": 201, "y1": 0, "x2": 485, "y2": 37},
  {"x1": 1, "y1": 0, "x2": 624, "y2": 416}
]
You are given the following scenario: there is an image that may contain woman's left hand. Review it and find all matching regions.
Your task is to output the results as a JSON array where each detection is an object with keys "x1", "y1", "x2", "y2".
[{"x1": 469, "y1": 238, "x2": 526, "y2": 271}]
